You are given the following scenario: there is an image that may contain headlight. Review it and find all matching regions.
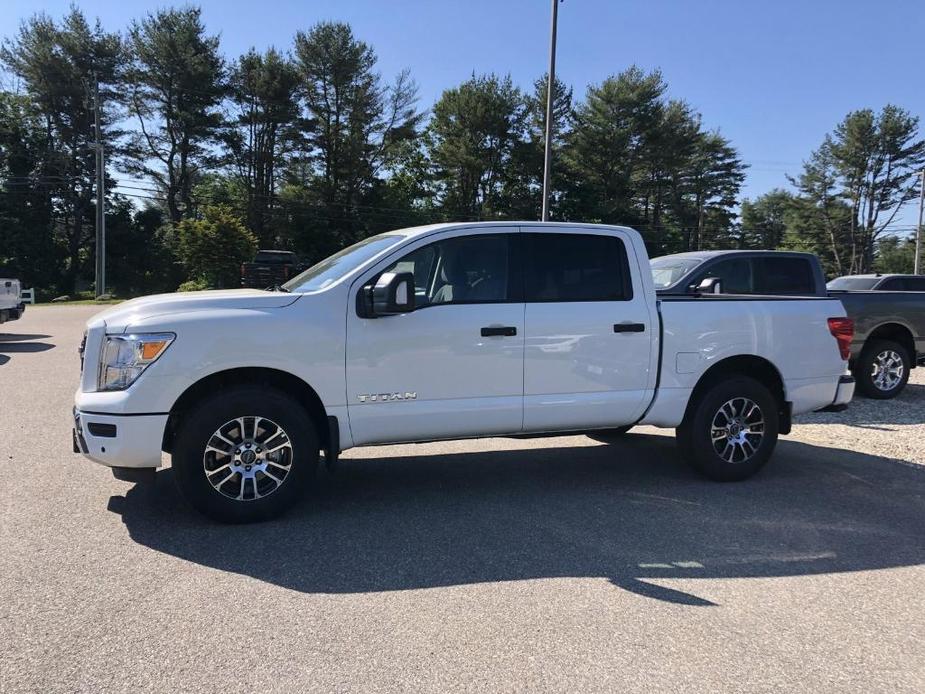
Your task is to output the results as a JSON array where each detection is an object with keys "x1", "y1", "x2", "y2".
[{"x1": 98, "y1": 333, "x2": 175, "y2": 391}]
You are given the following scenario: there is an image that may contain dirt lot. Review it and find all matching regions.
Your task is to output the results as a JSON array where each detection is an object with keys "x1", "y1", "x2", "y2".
[{"x1": 2, "y1": 306, "x2": 924, "y2": 693}]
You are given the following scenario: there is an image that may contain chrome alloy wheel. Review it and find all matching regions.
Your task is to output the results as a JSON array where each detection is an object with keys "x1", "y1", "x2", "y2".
[
  {"x1": 710, "y1": 397, "x2": 765, "y2": 464},
  {"x1": 871, "y1": 350, "x2": 904, "y2": 392},
  {"x1": 202, "y1": 416, "x2": 293, "y2": 501}
]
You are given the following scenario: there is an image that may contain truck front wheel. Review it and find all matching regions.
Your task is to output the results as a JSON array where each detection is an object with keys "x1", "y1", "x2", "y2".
[
  {"x1": 677, "y1": 376, "x2": 779, "y2": 482},
  {"x1": 172, "y1": 385, "x2": 318, "y2": 523}
]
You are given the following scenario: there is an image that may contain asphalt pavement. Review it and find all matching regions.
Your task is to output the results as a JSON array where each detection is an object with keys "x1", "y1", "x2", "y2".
[{"x1": 2, "y1": 306, "x2": 924, "y2": 693}]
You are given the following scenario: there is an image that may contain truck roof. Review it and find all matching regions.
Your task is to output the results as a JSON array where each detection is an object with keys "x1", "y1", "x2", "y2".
[
  {"x1": 834, "y1": 273, "x2": 911, "y2": 280},
  {"x1": 652, "y1": 249, "x2": 818, "y2": 261},
  {"x1": 392, "y1": 221, "x2": 639, "y2": 240}
]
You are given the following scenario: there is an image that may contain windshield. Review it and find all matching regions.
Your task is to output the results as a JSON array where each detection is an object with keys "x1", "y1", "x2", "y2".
[
  {"x1": 282, "y1": 234, "x2": 406, "y2": 293},
  {"x1": 650, "y1": 256, "x2": 704, "y2": 289},
  {"x1": 827, "y1": 276, "x2": 880, "y2": 290}
]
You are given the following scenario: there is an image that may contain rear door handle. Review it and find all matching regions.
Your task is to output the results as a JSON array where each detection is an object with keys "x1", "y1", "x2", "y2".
[
  {"x1": 481, "y1": 326, "x2": 517, "y2": 337},
  {"x1": 613, "y1": 322, "x2": 646, "y2": 333}
]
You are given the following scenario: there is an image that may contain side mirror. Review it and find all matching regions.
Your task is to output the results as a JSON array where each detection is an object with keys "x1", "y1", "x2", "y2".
[
  {"x1": 696, "y1": 277, "x2": 723, "y2": 294},
  {"x1": 372, "y1": 272, "x2": 415, "y2": 316}
]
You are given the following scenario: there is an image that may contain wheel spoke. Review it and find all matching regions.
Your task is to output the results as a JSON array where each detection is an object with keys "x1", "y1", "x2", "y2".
[
  {"x1": 213, "y1": 431, "x2": 237, "y2": 449},
  {"x1": 234, "y1": 417, "x2": 247, "y2": 441},
  {"x1": 265, "y1": 438, "x2": 290, "y2": 454},
  {"x1": 263, "y1": 469, "x2": 283, "y2": 485},
  {"x1": 202, "y1": 415, "x2": 294, "y2": 502},
  {"x1": 216, "y1": 470, "x2": 236, "y2": 488}
]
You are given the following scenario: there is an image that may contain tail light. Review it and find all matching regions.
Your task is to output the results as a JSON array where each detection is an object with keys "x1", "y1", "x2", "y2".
[{"x1": 827, "y1": 317, "x2": 853, "y2": 361}]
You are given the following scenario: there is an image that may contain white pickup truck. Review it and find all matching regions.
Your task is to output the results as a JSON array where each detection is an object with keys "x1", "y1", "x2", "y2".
[
  {"x1": 74, "y1": 222, "x2": 855, "y2": 522},
  {"x1": 0, "y1": 278, "x2": 24, "y2": 324}
]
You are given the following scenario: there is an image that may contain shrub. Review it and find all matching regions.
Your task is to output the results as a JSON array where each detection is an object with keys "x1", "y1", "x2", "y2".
[
  {"x1": 177, "y1": 278, "x2": 211, "y2": 292},
  {"x1": 176, "y1": 205, "x2": 257, "y2": 288}
]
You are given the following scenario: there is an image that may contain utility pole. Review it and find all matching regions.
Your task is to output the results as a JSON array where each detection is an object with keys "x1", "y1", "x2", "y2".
[
  {"x1": 92, "y1": 72, "x2": 106, "y2": 297},
  {"x1": 916, "y1": 170, "x2": 924, "y2": 275},
  {"x1": 541, "y1": 0, "x2": 561, "y2": 222}
]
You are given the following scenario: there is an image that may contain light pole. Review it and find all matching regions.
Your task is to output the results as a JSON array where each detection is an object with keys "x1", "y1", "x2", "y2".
[
  {"x1": 916, "y1": 169, "x2": 924, "y2": 275},
  {"x1": 541, "y1": 0, "x2": 561, "y2": 222},
  {"x1": 91, "y1": 72, "x2": 106, "y2": 297}
]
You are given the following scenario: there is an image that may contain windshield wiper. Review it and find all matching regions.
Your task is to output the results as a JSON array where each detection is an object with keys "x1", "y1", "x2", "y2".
[{"x1": 264, "y1": 284, "x2": 290, "y2": 293}]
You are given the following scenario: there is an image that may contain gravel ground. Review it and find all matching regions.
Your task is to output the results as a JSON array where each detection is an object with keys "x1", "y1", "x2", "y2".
[
  {"x1": 2, "y1": 306, "x2": 924, "y2": 694},
  {"x1": 794, "y1": 370, "x2": 925, "y2": 465}
]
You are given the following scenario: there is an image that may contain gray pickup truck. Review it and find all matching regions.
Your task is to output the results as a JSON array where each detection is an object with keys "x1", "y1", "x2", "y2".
[{"x1": 651, "y1": 250, "x2": 925, "y2": 399}]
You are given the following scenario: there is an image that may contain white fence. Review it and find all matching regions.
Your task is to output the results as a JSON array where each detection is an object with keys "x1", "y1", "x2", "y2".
[{"x1": 21, "y1": 288, "x2": 35, "y2": 304}]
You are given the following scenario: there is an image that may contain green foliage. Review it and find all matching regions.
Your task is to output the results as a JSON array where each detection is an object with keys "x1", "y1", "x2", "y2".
[
  {"x1": 125, "y1": 6, "x2": 225, "y2": 223},
  {"x1": 225, "y1": 47, "x2": 300, "y2": 246},
  {"x1": 740, "y1": 190, "x2": 794, "y2": 250},
  {"x1": 0, "y1": 92, "x2": 60, "y2": 288},
  {"x1": 429, "y1": 73, "x2": 526, "y2": 219},
  {"x1": 564, "y1": 67, "x2": 745, "y2": 253},
  {"x1": 0, "y1": 8, "x2": 123, "y2": 292},
  {"x1": 789, "y1": 107, "x2": 925, "y2": 273},
  {"x1": 177, "y1": 278, "x2": 211, "y2": 292},
  {"x1": 874, "y1": 236, "x2": 917, "y2": 274},
  {"x1": 176, "y1": 206, "x2": 257, "y2": 288},
  {"x1": 291, "y1": 21, "x2": 422, "y2": 247}
]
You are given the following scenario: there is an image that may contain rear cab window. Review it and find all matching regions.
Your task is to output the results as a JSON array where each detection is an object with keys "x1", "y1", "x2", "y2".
[{"x1": 692, "y1": 258, "x2": 753, "y2": 293}]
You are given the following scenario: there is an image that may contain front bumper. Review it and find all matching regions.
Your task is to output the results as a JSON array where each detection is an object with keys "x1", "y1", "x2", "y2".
[{"x1": 73, "y1": 407, "x2": 167, "y2": 468}]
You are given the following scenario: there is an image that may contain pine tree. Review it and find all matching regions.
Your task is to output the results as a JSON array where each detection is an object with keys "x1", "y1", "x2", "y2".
[
  {"x1": 225, "y1": 48, "x2": 300, "y2": 246},
  {"x1": 428, "y1": 73, "x2": 526, "y2": 220},
  {"x1": 125, "y1": 6, "x2": 225, "y2": 223}
]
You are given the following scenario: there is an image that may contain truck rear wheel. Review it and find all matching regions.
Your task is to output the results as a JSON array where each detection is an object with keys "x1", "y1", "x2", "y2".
[
  {"x1": 854, "y1": 339, "x2": 910, "y2": 399},
  {"x1": 677, "y1": 376, "x2": 779, "y2": 482},
  {"x1": 172, "y1": 385, "x2": 318, "y2": 523}
]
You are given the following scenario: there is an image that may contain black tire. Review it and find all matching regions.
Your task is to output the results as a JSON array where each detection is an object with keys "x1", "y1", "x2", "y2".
[
  {"x1": 172, "y1": 385, "x2": 318, "y2": 523},
  {"x1": 853, "y1": 339, "x2": 910, "y2": 399},
  {"x1": 676, "y1": 376, "x2": 779, "y2": 482},
  {"x1": 587, "y1": 425, "x2": 634, "y2": 443}
]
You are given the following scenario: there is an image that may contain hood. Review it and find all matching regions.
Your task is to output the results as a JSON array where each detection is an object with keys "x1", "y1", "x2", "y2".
[{"x1": 88, "y1": 289, "x2": 300, "y2": 333}]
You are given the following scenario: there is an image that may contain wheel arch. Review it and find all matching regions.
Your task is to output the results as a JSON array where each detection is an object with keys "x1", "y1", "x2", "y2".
[
  {"x1": 161, "y1": 367, "x2": 331, "y2": 454},
  {"x1": 862, "y1": 323, "x2": 916, "y2": 368},
  {"x1": 684, "y1": 355, "x2": 790, "y2": 434}
]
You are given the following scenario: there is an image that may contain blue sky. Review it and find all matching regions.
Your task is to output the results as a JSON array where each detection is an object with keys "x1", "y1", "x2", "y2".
[{"x1": 3, "y1": 0, "x2": 924, "y2": 229}]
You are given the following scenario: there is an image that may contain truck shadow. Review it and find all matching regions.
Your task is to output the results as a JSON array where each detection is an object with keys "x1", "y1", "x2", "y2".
[
  {"x1": 0, "y1": 333, "x2": 55, "y2": 365},
  {"x1": 111, "y1": 434, "x2": 925, "y2": 606}
]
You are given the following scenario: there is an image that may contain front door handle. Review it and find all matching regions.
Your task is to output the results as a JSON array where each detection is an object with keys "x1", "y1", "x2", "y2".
[
  {"x1": 481, "y1": 326, "x2": 517, "y2": 337},
  {"x1": 613, "y1": 322, "x2": 646, "y2": 333}
]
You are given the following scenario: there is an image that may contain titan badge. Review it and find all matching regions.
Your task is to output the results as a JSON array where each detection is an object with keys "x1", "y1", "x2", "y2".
[{"x1": 357, "y1": 392, "x2": 417, "y2": 403}]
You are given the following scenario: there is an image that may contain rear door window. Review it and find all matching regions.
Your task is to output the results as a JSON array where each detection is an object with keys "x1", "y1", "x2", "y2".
[
  {"x1": 754, "y1": 257, "x2": 816, "y2": 295},
  {"x1": 877, "y1": 278, "x2": 906, "y2": 291},
  {"x1": 524, "y1": 233, "x2": 631, "y2": 302},
  {"x1": 902, "y1": 277, "x2": 925, "y2": 291},
  {"x1": 696, "y1": 258, "x2": 753, "y2": 293}
]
